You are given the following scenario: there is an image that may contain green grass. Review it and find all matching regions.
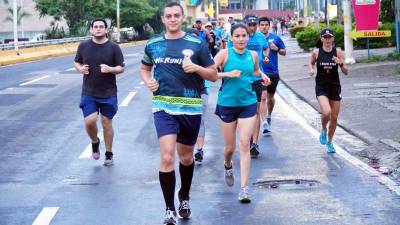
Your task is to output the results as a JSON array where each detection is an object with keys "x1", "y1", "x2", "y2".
[
  {"x1": 357, "y1": 51, "x2": 400, "y2": 63},
  {"x1": 396, "y1": 65, "x2": 400, "y2": 75}
]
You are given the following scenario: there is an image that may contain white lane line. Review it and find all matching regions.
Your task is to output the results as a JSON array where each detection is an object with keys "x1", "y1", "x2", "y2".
[
  {"x1": 32, "y1": 207, "x2": 59, "y2": 225},
  {"x1": 79, "y1": 135, "x2": 104, "y2": 159},
  {"x1": 134, "y1": 86, "x2": 141, "y2": 89},
  {"x1": 140, "y1": 81, "x2": 144, "y2": 85},
  {"x1": 275, "y1": 94, "x2": 400, "y2": 195},
  {"x1": 65, "y1": 67, "x2": 75, "y2": 72},
  {"x1": 119, "y1": 91, "x2": 137, "y2": 107},
  {"x1": 19, "y1": 75, "x2": 50, "y2": 86},
  {"x1": 125, "y1": 53, "x2": 141, "y2": 57}
]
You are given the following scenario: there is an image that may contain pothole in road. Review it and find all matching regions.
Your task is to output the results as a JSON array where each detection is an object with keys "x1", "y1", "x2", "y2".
[{"x1": 253, "y1": 179, "x2": 321, "y2": 190}]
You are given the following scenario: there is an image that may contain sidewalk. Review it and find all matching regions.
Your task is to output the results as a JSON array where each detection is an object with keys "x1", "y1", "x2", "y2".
[
  {"x1": 278, "y1": 37, "x2": 400, "y2": 181},
  {"x1": 0, "y1": 40, "x2": 146, "y2": 66}
]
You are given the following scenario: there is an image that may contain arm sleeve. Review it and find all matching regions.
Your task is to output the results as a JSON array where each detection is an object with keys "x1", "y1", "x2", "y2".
[
  {"x1": 141, "y1": 44, "x2": 153, "y2": 66},
  {"x1": 114, "y1": 45, "x2": 125, "y2": 67},
  {"x1": 74, "y1": 42, "x2": 83, "y2": 63},
  {"x1": 199, "y1": 42, "x2": 215, "y2": 67}
]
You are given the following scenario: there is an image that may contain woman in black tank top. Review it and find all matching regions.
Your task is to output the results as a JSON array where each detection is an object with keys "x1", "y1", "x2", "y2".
[{"x1": 309, "y1": 28, "x2": 348, "y2": 153}]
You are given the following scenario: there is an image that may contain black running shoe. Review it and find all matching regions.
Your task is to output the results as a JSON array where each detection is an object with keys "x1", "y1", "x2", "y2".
[
  {"x1": 250, "y1": 143, "x2": 260, "y2": 158},
  {"x1": 177, "y1": 190, "x2": 191, "y2": 219},
  {"x1": 194, "y1": 149, "x2": 203, "y2": 162},
  {"x1": 163, "y1": 209, "x2": 177, "y2": 225},
  {"x1": 104, "y1": 151, "x2": 113, "y2": 166},
  {"x1": 92, "y1": 138, "x2": 100, "y2": 160}
]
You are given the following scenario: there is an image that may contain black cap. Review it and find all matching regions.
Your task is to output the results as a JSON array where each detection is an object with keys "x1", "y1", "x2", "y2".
[
  {"x1": 320, "y1": 28, "x2": 334, "y2": 37},
  {"x1": 244, "y1": 15, "x2": 258, "y2": 24},
  {"x1": 195, "y1": 19, "x2": 202, "y2": 24}
]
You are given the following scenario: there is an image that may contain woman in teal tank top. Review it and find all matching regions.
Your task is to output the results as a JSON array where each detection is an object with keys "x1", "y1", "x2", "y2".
[{"x1": 213, "y1": 23, "x2": 270, "y2": 203}]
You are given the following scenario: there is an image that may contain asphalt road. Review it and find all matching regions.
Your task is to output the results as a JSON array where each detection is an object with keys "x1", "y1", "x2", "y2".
[{"x1": 0, "y1": 44, "x2": 399, "y2": 225}]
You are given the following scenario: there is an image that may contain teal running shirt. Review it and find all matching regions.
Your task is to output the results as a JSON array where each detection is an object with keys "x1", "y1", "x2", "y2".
[
  {"x1": 142, "y1": 34, "x2": 214, "y2": 115},
  {"x1": 217, "y1": 48, "x2": 257, "y2": 107}
]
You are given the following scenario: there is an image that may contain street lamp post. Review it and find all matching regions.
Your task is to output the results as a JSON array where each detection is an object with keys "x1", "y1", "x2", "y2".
[
  {"x1": 13, "y1": 0, "x2": 19, "y2": 55},
  {"x1": 395, "y1": 0, "x2": 400, "y2": 53},
  {"x1": 316, "y1": 0, "x2": 320, "y2": 29},
  {"x1": 116, "y1": 0, "x2": 120, "y2": 43},
  {"x1": 20, "y1": 0, "x2": 24, "y2": 38},
  {"x1": 343, "y1": 0, "x2": 355, "y2": 64}
]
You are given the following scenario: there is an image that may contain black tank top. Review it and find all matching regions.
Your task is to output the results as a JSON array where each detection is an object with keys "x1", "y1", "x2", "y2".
[{"x1": 316, "y1": 47, "x2": 340, "y2": 85}]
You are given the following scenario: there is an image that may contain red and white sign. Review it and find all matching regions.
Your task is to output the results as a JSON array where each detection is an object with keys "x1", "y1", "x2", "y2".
[{"x1": 352, "y1": 0, "x2": 380, "y2": 31}]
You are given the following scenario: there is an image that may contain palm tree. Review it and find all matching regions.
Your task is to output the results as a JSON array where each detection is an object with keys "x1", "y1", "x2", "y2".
[
  {"x1": 4, "y1": 5, "x2": 31, "y2": 37},
  {"x1": 4, "y1": 6, "x2": 30, "y2": 25}
]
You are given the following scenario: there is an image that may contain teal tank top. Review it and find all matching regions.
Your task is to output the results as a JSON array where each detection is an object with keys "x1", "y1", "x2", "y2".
[{"x1": 217, "y1": 48, "x2": 257, "y2": 107}]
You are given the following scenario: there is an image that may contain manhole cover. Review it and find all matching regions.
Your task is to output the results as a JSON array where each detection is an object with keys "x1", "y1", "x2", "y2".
[{"x1": 253, "y1": 179, "x2": 320, "y2": 190}]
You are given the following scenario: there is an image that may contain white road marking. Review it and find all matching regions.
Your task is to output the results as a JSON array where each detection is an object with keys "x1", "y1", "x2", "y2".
[
  {"x1": 140, "y1": 81, "x2": 144, "y2": 85},
  {"x1": 275, "y1": 94, "x2": 400, "y2": 195},
  {"x1": 125, "y1": 53, "x2": 141, "y2": 57},
  {"x1": 32, "y1": 207, "x2": 59, "y2": 225},
  {"x1": 65, "y1": 67, "x2": 75, "y2": 72},
  {"x1": 134, "y1": 86, "x2": 141, "y2": 89},
  {"x1": 19, "y1": 75, "x2": 50, "y2": 86},
  {"x1": 119, "y1": 91, "x2": 137, "y2": 107},
  {"x1": 79, "y1": 135, "x2": 104, "y2": 159}
]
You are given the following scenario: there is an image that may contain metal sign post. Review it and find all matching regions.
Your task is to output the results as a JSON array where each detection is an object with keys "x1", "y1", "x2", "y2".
[{"x1": 395, "y1": 0, "x2": 400, "y2": 53}]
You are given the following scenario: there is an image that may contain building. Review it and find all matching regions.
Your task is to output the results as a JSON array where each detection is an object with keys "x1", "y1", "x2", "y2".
[{"x1": 0, "y1": 0, "x2": 66, "y2": 41}]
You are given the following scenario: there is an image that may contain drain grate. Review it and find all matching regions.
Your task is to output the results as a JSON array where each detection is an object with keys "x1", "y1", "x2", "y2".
[{"x1": 253, "y1": 179, "x2": 320, "y2": 190}]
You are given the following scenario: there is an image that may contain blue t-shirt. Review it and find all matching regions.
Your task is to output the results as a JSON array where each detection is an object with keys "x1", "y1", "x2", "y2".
[
  {"x1": 142, "y1": 34, "x2": 214, "y2": 115},
  {"x1": 228, "y1": 31, "x2": 268, "y2": 80},
  {"x1": 262, "y1": 33, "x2": 285, "y2": 76},
  {"x1": 217, "y1": 48, "x2": 257, "y2": 107}
]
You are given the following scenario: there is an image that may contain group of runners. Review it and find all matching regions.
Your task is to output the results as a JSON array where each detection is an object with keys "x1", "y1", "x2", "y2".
[{"x1": 73, "y1": 2, "x2": 348, "y2": 225}]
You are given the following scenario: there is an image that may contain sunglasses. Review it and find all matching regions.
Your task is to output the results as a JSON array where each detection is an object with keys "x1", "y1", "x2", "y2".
[{"x1": 322, "y1": 35, "x2": 333, "y2": 39}]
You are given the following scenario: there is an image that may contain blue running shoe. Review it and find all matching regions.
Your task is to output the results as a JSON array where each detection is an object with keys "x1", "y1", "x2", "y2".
[
  {"x1": 319, "y1": 131, "x2": 327, "y2": 145},
  {"x1": 326, "y1": 141, "x2": 336, "y2": 153}
]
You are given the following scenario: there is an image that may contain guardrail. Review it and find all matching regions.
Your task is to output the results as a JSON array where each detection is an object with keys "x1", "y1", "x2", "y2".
[{"x1": 0, "y1": 36, "x2": 91, "y2": 51}]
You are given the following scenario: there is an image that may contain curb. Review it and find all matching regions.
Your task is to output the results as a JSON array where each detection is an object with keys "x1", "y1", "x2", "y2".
[{"x1": 0, "y1": 40, "x2": 147, "y2": 67}]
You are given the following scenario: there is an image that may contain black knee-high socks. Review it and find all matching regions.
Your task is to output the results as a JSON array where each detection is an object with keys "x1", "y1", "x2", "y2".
[{"x1": 179, "y1": 161, "x2": 194, "y2": 200}]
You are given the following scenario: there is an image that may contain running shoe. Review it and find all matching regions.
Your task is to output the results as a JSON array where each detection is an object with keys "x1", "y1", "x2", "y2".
[
  {"x1": 104, "y1": 151, "x2": 113, "y2": 166},
  {"x1": 319, "y1": 130, "x2": 327, "y2": 145},
  {"x1": 194, "y1": 149, "x2": 203, "y2": 162},
  {"x1": 224, "y1": 164, "x2": 234, "y2": 186},
  {"x1": 177, "y1": 190, "x2": 191, "y2": 219},
  {"x1": 238, "y1": 186, "x2": 251, "y2": 203},
  {"x1": 262, "y1": 118, "x2": 271, "y2": 136},
  {"x1": 250, "y1": 143, "x2": 260, "y2": 158},
  {"x1": 163, "y1": 209, "x2": 177, "y2": 225},
  {"x1": 326, "y1": 141, "x2": 336, "y2": 153},
  {"x1": 92, "y1": 138, "x2": 100, "y2": 160}
]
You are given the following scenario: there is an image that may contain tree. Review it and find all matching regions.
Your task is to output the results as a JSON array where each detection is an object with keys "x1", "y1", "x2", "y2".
[
  {"x1": 118, "y1": 0, "x2": 157, "y2": 28},
  {"x1": 380, "y1": 0, "x2": 394, "y2": 23},
  {"x1": 145, "y1": 0, "x2": 170, "y2": 33},
  {"x1": 34, "y1": 0, "x2": 157, "y2": 36},
  {"x1": 4, "y1": 6, "x2": 31, "y2": 25}
]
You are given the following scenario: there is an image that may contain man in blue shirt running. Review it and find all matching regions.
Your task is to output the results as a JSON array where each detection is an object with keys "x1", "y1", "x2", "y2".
[
  {"x1": 240, "y1": 15, "x2": 270, "y2": 158},
  {"x1": 140, "y1": 2, "x2": 217, "y2": 225},
  {"x1": 259, "y1": 16, "x2": 286, "y2": 137}
]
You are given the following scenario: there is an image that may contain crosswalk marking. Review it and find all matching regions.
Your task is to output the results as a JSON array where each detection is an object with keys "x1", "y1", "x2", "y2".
[{"x1": 32, "y1": 207, "x2": 59, "y2": 225}]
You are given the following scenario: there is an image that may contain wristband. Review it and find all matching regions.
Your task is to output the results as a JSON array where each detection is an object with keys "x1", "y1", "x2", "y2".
[{"x1": 276, "y1": 47, "x2": 280, "y2": 52}]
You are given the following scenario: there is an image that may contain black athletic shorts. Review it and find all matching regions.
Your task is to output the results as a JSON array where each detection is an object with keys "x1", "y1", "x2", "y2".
[
  {"x1": 266, "y1": 75, "x2": 280, "y2": 94},
  {"x1": 252, "y1": 80, "x2": 267, "y2": 102},
  {"x1": 153, "y1": 110, "x2": 202, "y2": 145},
  {"x1": 315, "y1": 83, "x2": 342, "y2": 101}
]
